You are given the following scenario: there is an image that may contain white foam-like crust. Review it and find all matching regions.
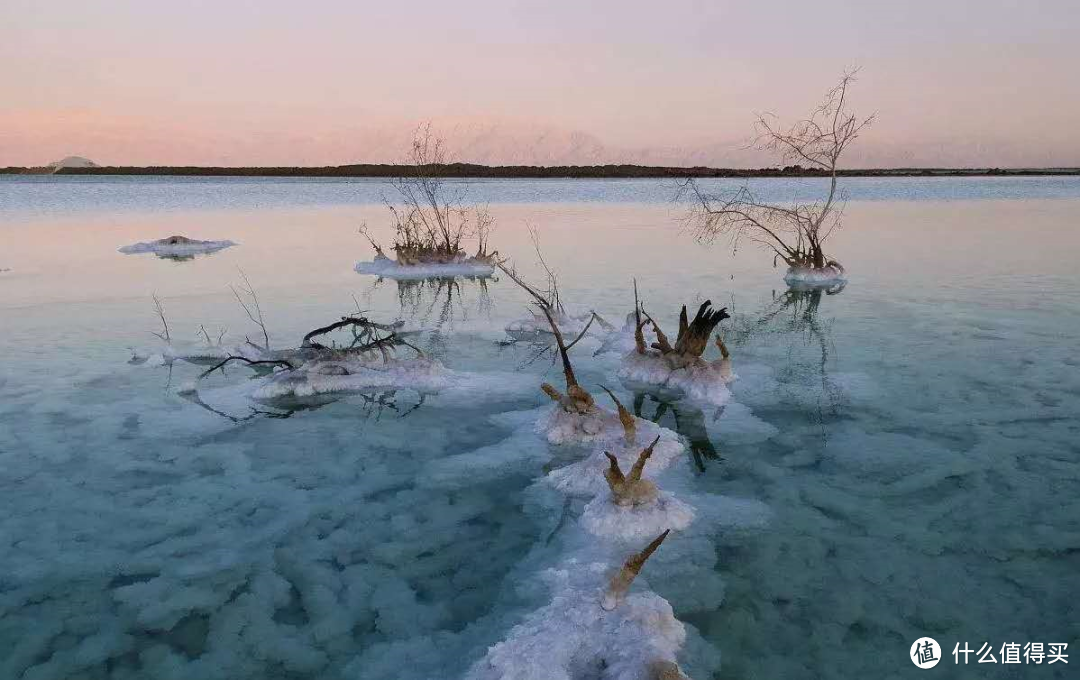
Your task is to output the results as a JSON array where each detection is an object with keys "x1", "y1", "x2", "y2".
[
  {"x1": 618, "y1": 351, "x2": 734, "y2": 406},
  {"x1": 545, "y1": 436, "x2": 685, "y2": 498},
  {"x1": 504, "y1": 312, "x2": 594, "y2": 343},
  {"x1": 466, "y1": 561, "x2": 687, "y2": 680},
  {"x1": 253, "y1": 356, "x2": 450, "y2": 399},
  {"x1": 188, "y1": 353, "x2": 534, "y2": 411},
  {"x1": 783, "y1": 265, "x2": 847, "y2": 285},
  {"x1": 581, "y1": 492, "x2": 695, "y2": 541},
  {"x1": 537, "y1": 406, "x2": 683, "y2": 451},
  {"x1": 593, "y1": 314, "x2": 639, "y2": 356},
  {"x1": 118, "y1": 238, "x2": 237, "y2": 256},
  {"x1": 354, "y1": 255, "x2": 495, "y2": 279}
]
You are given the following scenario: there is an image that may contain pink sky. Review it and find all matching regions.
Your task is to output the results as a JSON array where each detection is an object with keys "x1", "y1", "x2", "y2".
[{"x1": 2, "y1": 0, "x2": 1077, "y2": 167}]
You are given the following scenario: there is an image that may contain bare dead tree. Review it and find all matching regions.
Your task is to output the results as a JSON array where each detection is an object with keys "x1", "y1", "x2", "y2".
[
  {"x1": 364, "y1": 123, "x2": 498, "y2": 265},
  {"x1": 230, "y1": 268, "x2": 270, "y2": 351},
  {"x1": 498, "y1": 260, "x2": 596, "y2": 414},
  {"x1": 682, "y1": 71, "x2": 874, "y2": 277},
  {"x1": 150, "y1": 294, "x2": 171, "y2": 344}
]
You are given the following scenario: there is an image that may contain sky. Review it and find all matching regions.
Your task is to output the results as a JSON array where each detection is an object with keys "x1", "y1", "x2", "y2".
[{"x1": 2, "y1": 0, "x2": 1078, "y2": 167}]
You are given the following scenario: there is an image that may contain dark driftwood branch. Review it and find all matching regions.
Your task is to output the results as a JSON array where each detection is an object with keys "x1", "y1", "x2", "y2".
[
  {"x1": 633, "y1": 283, "x2": 730, "y2": 363},
  {"x1": 563, "y1": 313, "x2": 597, "y2": 352},
  {"x1": 673, "y1": 301, "x2": 730, "y2": 358},
  {"x1": 200, "y1": 356, "x2": 294, "y2": 379},
  {"x1": 302, "y1": 316, "x2": 399, "y2": 349}
]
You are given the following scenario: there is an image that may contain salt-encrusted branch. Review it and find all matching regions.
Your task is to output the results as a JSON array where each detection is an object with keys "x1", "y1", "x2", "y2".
[
  {"x1": 603, "y1": 529, "x2": 670, "y2": 610},
  {"x1": 599, "y1": 384, "x2": 636, "y2": 442}
]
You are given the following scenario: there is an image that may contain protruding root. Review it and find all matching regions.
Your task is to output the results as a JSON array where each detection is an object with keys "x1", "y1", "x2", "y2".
[
  {"x1": 602, "y1": 529, "x2": 670, "y2": 610},
  {"x1": 565, "y1": 384, "x2": 595, "y2": 413},
  {"x1": 715, "y1": 334, "x2": 730, "y2": 360},
  {"x1": 642, "y1": 308, "x2": 674, "y2": 355},
  {"x1": 542, "y1": 382, "x2": 595, "y2": 414},
  {"x1": 673, "y1": 301, "x2": 730, "y2": 358},
  {"x1": 599, "y1": 384, "x2": 636, "y2": 442},
  {"x1": 603, "y1": 434, "x2": 661, "y2": 507},
  {"x1": 631, "y1": 281, "x2": 731, "y2": 366},
  {"x1": 541, "y1": 383, "x2": 565, "y2": 403}
]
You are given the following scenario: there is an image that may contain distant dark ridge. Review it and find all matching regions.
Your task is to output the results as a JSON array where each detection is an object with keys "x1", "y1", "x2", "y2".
[{"x1": 3, "y1": 164, "x2": 1079, "y2": 178}]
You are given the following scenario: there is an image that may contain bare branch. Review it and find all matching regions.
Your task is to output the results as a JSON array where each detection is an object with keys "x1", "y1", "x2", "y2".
[
  {"x1": 150, "y1": 294, "x2": 171, "y2": 344},
  {"x1": 686, "y1": 71, "x2": 874, "y2": 274},
  {"x1": 231, "y1": 268, "x2": 270, "y2": 351}
]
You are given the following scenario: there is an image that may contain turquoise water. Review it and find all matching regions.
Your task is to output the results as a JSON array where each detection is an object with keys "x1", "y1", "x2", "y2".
[{"x1": 1, "y1": 177, "x2": 1078, "y2": 679}]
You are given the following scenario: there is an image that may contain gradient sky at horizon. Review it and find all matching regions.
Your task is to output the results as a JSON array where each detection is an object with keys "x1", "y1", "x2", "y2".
[{"x1": 2, "y1": 0, "x2": 1077, "y2": 167}]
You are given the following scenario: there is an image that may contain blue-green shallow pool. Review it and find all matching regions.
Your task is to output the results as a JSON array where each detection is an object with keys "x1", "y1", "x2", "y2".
[{"x1": 1, "y1": 177, "x2": 1077, "y2": 679}]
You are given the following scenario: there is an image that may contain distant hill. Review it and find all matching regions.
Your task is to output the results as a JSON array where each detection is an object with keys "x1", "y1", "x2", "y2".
[
  {"x1": 1, "y1": 161, "x2": 1077, "y2": 179},
  {"x1": 48, "y1": 156, "x2": 99, "y2": 169}
]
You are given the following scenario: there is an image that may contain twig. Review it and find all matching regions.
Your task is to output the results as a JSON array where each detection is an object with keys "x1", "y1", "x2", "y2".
[
  {"x1": 230, "y1": 268, "x2": 270, "y2": 351},
  {"x1": 150, "y1": 294, "x2": 171, "y2": 344},
  {"x1": 199, "y1": 356, "x2": 293, "y2": 380}
]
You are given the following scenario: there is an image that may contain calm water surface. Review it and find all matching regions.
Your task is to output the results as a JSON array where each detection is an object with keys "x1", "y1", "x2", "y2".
[{"x1": 1, "y1": 176, "x2": 1078, "y2": 679}]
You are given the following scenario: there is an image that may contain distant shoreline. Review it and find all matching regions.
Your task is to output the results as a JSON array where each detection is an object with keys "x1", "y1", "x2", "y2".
[{"x1": 3, "y1": 164, "x2": 1079, "y2": 179}]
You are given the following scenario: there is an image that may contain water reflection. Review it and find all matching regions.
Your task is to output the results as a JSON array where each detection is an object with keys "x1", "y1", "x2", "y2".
[
  {"x1": 631, "y1": 390, "x2": 723, "y2": 473},
  {"x1": 733, "y1": 283, "x2": 848, "y2": 439},
  {"x1": 181, "y1": 386, "x2": 425, "y2": 423},
  {"x1": 366, "y1": 275, "x2": 495, "y2": 354}
]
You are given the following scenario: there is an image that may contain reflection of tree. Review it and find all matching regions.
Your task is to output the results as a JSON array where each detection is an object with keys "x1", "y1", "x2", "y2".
[
  {"x1": 631, "y1": 390, "x2": 723, "y2": 473},
  {"x1": 730, "y1": 282, "x2": 847, "y2": 437},
  {"x1": 368, "y1": 275, "x2": 495, "y2": 355},
  {"x1": 180, "y1": 387, "x2": 425, "y2": 424}
]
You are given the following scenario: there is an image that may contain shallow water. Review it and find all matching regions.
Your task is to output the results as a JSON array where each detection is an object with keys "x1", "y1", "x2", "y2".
[{"x1": 2, "y1": 177, "x2": 1078, "y2": 679}]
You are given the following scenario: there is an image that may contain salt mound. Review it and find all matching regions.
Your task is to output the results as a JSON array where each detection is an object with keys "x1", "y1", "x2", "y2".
[
  {"x1": 355, "y1": 254, "x2": 495, "y2": 280},
  {"x1": 119, "y1": 236, "x2": 237, "y2": 257},
  {"x1": 254, "y1": 356, "x2": 450, "y2": 399},
  {"x1": 466, "y1": 561, "x2": 689, "y2": 680},
  {"x1": 784, "y1": 264, "x2": 847, "y2": 286},
  {"x1": 619, "y1": 351, "x2": 733, "y2": 406},
  {"x1": 582, "y1": 492, "x2": 695, "y2": 541},
  {"x1": 505, "y1": 312, "x2": 594, "y2": 343}
]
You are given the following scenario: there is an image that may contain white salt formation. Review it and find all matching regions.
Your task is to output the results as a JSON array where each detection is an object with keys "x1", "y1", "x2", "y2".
[
  {"x1": 468, "y1": 557, "x2": 690, "y2": 680},
  {"x1": 504, "y1": 310, "x2": 598, "y2": 343},
  {"x1": 783, "y1": 262, "x2": 847, "y2": 285},
  {"x1": 119, "y1": 235, "x2": 237, "y2": 258},
  {"x1": 355, "y1": 254, "x2": 496, "y2": 279}
]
